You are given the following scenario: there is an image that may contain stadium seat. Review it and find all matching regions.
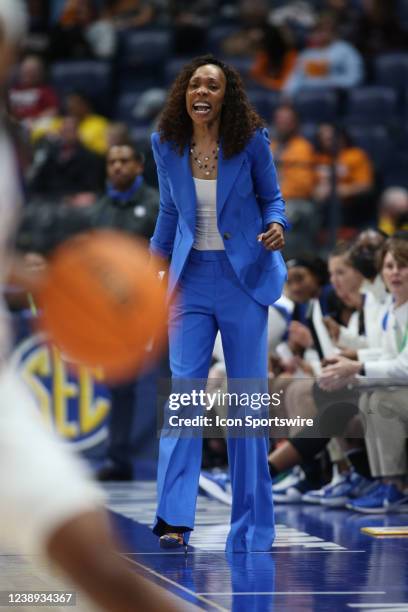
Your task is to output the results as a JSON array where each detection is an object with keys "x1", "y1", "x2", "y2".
[
  {"x1": 344, "y1": 86, "x2": 399, "y2": 126},
  {"x1": 206, "y1": 25, "x2": 241, "y2": 55},
  {"x1": 50, "y1": 61, "x2": 112, "y2": 114},
  {"x1": 397, "y1": 0, "x2": 408, "y2": 31},
  {"x1": 300, "y1": 123, "x2": 318, "y2": 144},
  {"x1": 391, "y1": 122, "x2": 408, "y2": 152},
  {"x1": 164, "y1": 57, "x2": 192, "y2": 85},
  {"x1": 247, "y1": 89, "x2": 282, "y2": 122},
  {"x1": 293, "y1": 89, "x2": 339, "y2": 124},
  {"x1": 114, "y1": 92, "x2": 144, "y2": 125},
  {"x1": 382, "y1": 151, "x2": 408, "y2": 189},
  {"x1": 374, "y1": 53, "x2": 408, "y2": 90},
  {"x1": 116, "y1": 29, "x2": 172, "y2": 69},
  {"x1": 221, "y1": 56, "x2": 252, "y2": 83},
  {"x1": 345, "y1": 124, "x2": 394, "y2": 170},
  {"x1": 115, "y1": 29, "x2": 172, "y2": 91}
]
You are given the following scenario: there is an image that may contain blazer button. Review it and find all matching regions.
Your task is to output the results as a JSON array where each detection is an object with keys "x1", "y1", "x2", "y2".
[{"x1": 223, "y1": 232, "x2": 231, "y2": 240}]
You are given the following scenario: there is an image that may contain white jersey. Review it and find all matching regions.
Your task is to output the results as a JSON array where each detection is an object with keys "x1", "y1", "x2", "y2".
[{"x1": 0, "y1": 124, "x2": 104, "y2": 556}]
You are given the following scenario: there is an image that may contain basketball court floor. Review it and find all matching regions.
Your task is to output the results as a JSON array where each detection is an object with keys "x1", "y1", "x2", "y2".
[{"x1": 2, "y1": 480, "x2": 408, "y2": 611}]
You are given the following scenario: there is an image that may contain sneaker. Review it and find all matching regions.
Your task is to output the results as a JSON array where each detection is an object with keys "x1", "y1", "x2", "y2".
[
  {"x1": 273, "y1": 467, "x2": 314, "y2": 503},
  {"x1": 320, "y1": 469, "x2": 375, "y2": 508},
  {"x1": 272, "y1": 466, "x2": 304, "y2": 492},
  {"x1": 346, "y1": 482, "x2": 408, "y2": 514},
  {"x1": 199, "y1": 471, "x2": 232, "y2": 506},
  {"x1": 302, "y1": 465, "x2": 344, "y2": 504}
]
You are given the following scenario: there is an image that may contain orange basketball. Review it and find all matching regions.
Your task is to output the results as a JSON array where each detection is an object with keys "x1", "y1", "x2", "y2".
[{"x1": 36, "y1": 230, "x2": 168, "y2": 383}]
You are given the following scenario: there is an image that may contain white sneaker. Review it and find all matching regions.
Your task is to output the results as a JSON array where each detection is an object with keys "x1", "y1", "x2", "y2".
[
  {"x1": 320, "y1": 469, "x2": 376, "y2": 508},
  {"x1": 273, "y1": 467, "x2": 313, "y2": 503},
  {"x1": 272, "y1": 466, "x2": 305, "y2": 492},
  {"x1": 302, "y1": 465, "x2": 343, "y2": 504}
]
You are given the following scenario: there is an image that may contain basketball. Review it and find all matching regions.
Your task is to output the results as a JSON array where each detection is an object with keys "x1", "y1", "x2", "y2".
[{"x1": 36, "y1": 230, "x2": 168, "y2": 383}]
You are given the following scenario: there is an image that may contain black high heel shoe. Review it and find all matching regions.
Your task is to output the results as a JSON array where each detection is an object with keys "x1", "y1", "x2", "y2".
[{"x1": 159, "y1": 532, "x2": 188, "y2": 553}]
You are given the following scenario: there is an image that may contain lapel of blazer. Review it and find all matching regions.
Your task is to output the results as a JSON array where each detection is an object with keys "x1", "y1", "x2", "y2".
[
  {"x1": 217, "y1": 143, "x2": 246, "y2": 218},
  {"x1": 163, "y1": 144, "x2": 196, "y2": 234},
  {"x1": 162, "y1": 140, "x2": 246, "y2": 232}
]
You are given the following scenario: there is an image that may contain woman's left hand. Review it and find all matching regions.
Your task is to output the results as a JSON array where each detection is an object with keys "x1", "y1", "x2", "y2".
[
  {"x1": 318, "y1": 356, "x2": 362, "y2": 391},
  {"x1": 257, "y1": 223, "x2": 285, "y2": 251}
]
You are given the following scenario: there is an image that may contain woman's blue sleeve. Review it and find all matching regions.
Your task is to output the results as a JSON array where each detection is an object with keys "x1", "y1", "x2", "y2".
[
  {"x1": 249, "y1": 128, "x2": 289, "y2": 230},
  {"x1": 149, "y1": 133, "x2": 179, "y2": 259}
]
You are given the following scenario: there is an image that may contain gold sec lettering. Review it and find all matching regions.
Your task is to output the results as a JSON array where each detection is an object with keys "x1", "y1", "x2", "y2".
[
  {"x1": 52, "y1": 347, "x2": 79, "y2": 438},
  {"x1": 79, "y1": 367, "x2": 110, "y2": 435},
  {"x1": 21, "y1": 346, "x2": 52, "y2": 427}
]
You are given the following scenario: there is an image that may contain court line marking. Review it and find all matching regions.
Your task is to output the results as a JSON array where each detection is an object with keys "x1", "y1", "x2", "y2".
[
  {"x1": 196, "y1": 592, "x2": 387, "y2": 596},
  {"x1": 348, "y1": 605, "x2": 408, "y2": 609},
  {"x1": 122, "y1": 554, "x2": 229, "y2": 612},
  {"x1": 123, "y1": 550, "x2": 366, "y2": 555}
]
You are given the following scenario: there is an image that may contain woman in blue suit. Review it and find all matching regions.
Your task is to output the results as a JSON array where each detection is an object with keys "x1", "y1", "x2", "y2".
[{"x1": 150, "y1": 55, "x2": 289, "y2": 552}]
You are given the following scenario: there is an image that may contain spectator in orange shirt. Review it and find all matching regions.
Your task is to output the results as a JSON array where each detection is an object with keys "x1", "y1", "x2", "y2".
[
  {"x1": 270, "y1": 104, "x2": 318, "y2": 256},
  {"x1": 250, "y1": 24, "x2": 297, "y2": 91},
  {"x1": 314, "y1": 123, "x2": 375, "y2": 228}
]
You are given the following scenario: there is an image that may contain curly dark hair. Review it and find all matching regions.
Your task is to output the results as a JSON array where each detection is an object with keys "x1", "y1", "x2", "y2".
[{"x1": 157, "y1": 55, "x2": 264, "y2": 159}]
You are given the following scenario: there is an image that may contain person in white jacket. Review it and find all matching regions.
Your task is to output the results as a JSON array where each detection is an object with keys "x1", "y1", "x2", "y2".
[
  {"x1": 324, "y1": 229, "x2": 390, "y2": 362},
  {"x1": 320, "y1": 235, "x2": 408, "y2": 513}
]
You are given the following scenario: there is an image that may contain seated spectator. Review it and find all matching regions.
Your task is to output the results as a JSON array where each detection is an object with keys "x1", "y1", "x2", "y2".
[
  {"x1": 104, "y1": 0, "x2": 156, "y2": 30},
  {"x1": 249, "y1": 24, "x2": 297, "y2": 91},
  {"x1": 284, "y1": 14, "x2": 363, "y2": 96},
  {"x1": 169, "y1": 0, "x2": 216, "y2": 55},
  {"x1": 270, "y1": 105, "x2": 317, "y2": 256},
  {"x1": 28, "y1": 116, "x2": 105, "y2": 202},
  {"x1": 88, "y1": 142, "x2": 158, "y2": 238},
  {"x1": 32, "y1": 91, "x2": 110, "y2": 155},
  {"x1": 48, "y1": 0, "x2": 96, "y2": 60},
  {"x1": 314, "y1": 124, "x2": 375, "y2": 228},
  {"x1": 378, "y1": 187, "x2": 408, "y2": 236},
  {"x1": 320, "y1": 236, "x2": 408, "y2": 512},
  {"x1": 269, "y1": 244, "x2": 370, "y2": 502},
  {"x1": 88, "y1": 142, "x2": 159, "y2": 481},
  {"x1": 269, "y1": 237, "x2": 389, "y2": 503},
  {"x1": 325, "y1": 229, "x2": 389, "y2": 359},
  {"x1": 50, "y1": 0, "x2": 116, "y2": 59},
  {"x1": 8, "y1": 55, "x2": 59, "y2": 129},
  {"x1": 66, "y1": 91, "x2": 109, "y2": 154},
  {"x1": 221, "y1": 0, "x2": 270, "y2": 57},
  {"x1": 271, "y1": 255, "x2": 336, "y2": 379}
]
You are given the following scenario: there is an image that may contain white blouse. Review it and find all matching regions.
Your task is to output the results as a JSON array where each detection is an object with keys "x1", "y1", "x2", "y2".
[{"x1": 192, "y1": 178, "x2": 225, "y2": 251}]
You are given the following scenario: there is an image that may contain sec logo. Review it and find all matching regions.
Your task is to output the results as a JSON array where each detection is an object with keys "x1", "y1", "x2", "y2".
[{"x1": 11, "y1": 333, "x2": 111, "y2": 451}]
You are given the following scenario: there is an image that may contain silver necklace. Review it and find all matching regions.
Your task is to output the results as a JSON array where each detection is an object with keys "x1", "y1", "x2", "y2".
[{"x1": 190, "y1": 141, "x2": 219, "y2": 176}]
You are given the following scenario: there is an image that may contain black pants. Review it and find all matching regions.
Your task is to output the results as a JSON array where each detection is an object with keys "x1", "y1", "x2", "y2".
[
  {"x1": 107, "y1": 351, "x2": 171, "y2": 468},
  {"x1": 290, "y1": 383, "x2": 360, "y2": 460}
]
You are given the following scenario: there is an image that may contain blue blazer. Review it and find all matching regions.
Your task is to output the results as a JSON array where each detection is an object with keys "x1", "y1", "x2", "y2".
[{"x1": 150, "y1": 128, "x2": 289, "y2": 306}]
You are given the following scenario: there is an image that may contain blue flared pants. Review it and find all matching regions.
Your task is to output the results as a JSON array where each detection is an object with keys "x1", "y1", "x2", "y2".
[{"x1": 153, "y1": 249, "x2": 274, "y2": 552}]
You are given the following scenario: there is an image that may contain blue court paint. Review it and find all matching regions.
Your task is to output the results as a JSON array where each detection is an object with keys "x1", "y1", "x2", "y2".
[{"x1": 106, "y1": 482, "x2": 408, "y2": 611}]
